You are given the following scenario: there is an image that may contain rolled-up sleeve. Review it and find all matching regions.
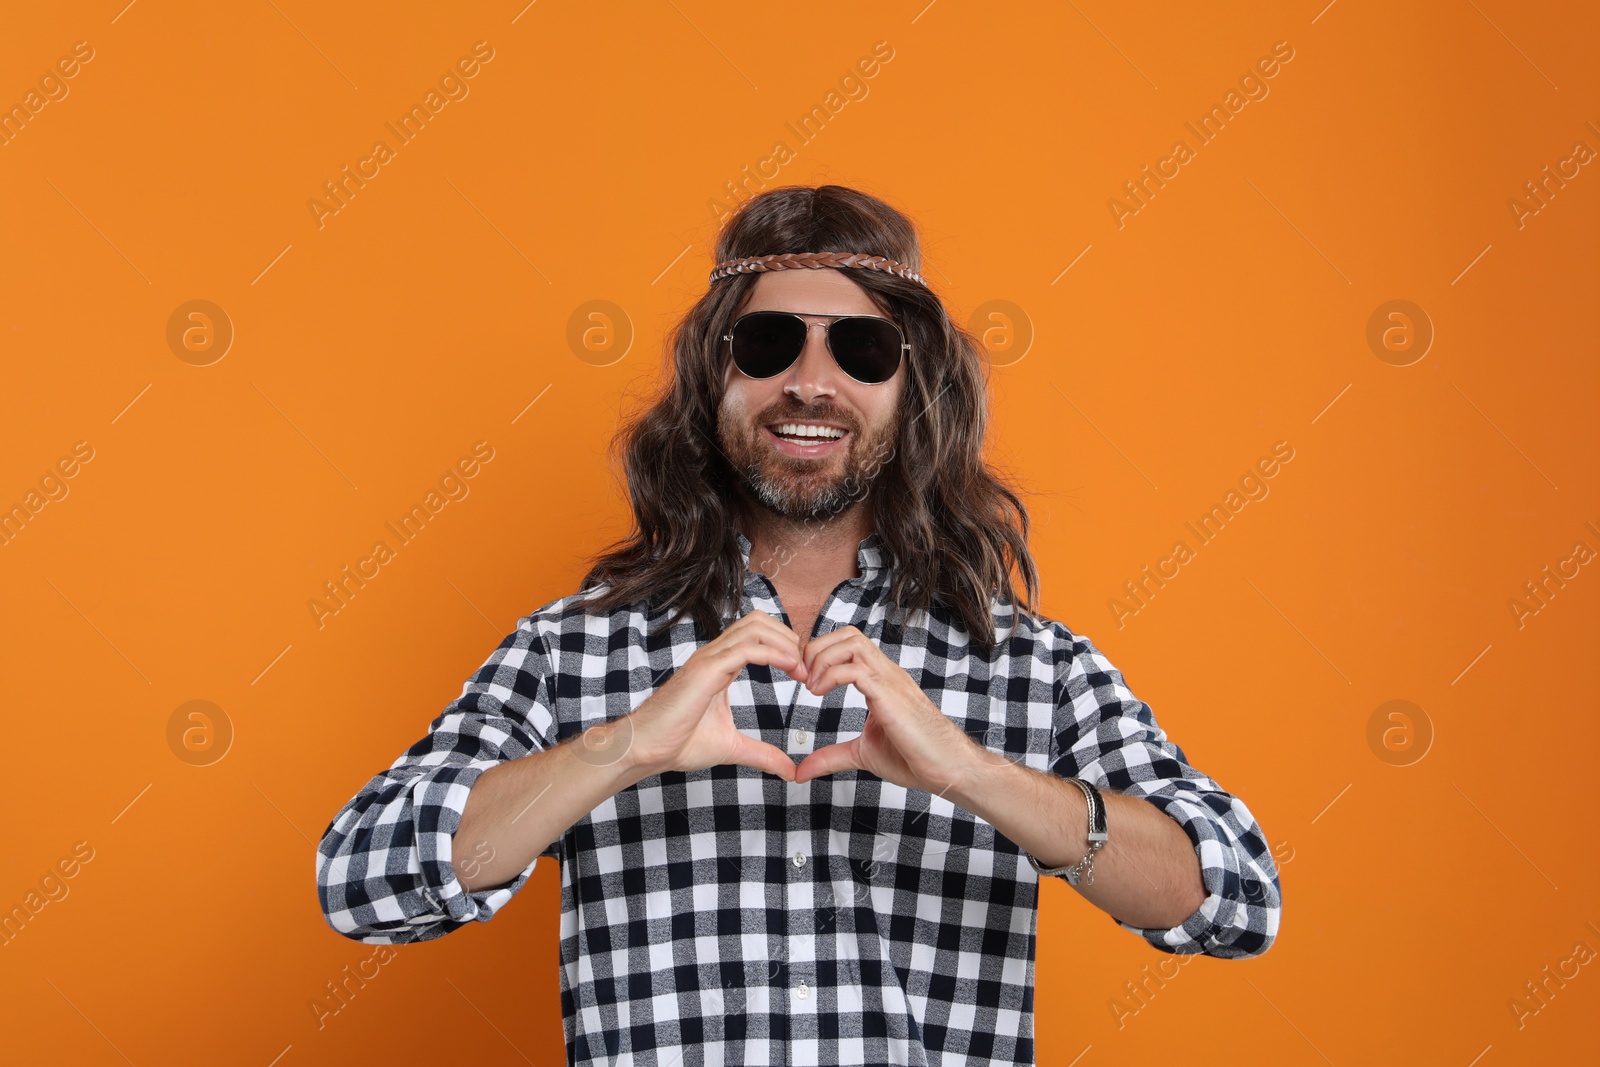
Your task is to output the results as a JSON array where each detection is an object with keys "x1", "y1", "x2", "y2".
[
  {"x1": 316, "y1": 613, "x2": 561, "y2": 944},
  {"x1": 1047, "y1": 628, "x2": 1281, "y2": 959}
]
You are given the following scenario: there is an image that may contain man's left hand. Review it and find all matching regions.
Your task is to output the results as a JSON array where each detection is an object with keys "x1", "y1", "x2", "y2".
[{"x1": 791, "y1": 626, "x2": 982, "y2": 793}]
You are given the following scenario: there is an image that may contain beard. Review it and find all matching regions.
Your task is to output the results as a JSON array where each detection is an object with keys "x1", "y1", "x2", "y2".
[{"x1": 716, "y1": 402, "x2": 895, "y2": 522}]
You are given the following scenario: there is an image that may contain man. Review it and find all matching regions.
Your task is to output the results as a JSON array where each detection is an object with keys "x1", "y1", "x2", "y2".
[{"x1": 316, "y1": 184, "x2": 1281, "y2": 1066}]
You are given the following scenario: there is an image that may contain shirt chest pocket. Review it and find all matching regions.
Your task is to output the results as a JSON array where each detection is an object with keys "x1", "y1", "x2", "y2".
[{"x1": 837, "y1": 783, "x2": 999, "y2": 889}]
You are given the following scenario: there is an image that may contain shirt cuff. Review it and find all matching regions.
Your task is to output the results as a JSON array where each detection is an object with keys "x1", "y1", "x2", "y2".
[
  {"x1": 400, "y1": 758, "x2": 542, "y2": 937},
  {"x1": 1110, "y1": 791, "x2": 1281, "y2": 959}
]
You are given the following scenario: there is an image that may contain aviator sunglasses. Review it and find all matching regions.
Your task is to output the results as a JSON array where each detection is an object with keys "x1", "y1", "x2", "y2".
[{"x1": 724, "y1": 310, "x2": 909, "y2": 385}]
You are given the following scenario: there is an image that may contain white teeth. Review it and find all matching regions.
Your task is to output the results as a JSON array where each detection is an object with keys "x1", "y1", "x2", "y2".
[{"x1": 774, "y1": 422, "x2": 845, "y2": 440}]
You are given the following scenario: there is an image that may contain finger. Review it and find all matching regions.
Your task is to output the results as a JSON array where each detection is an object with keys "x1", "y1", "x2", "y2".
[
  {"x1": 704, "y1": 620, "x2": 800, "y2": 662},
  {"x1": 733, "y1": 608, "x2": 802, "y2": 643},
  {"x1": 807, "y1": 658, "x2": 883, "y2": 702},
  {"x1": 730, "y1": 622, "x2": 808, "y2": 679},
  {"x1": 702, "y1": 639, "x2": 807, "y2": 688},
  {"x1": 803, "y1": 633, "x2": 862, "y2": 686},
  {"x1": 798, "y1": 625, "x2": 855, "y2": 667},
  {"x1": 794, "y1": 739, "x2": 862, "y2": 783},
  {"x1": 672, "y1": 647, "x2": 769, "y2": 708},
  {"x1": 803, "y1": 629, "x2": 877, "y2": 680},
  {"x1": 729, "y1": 735, "x2": 797, "y2": 781},
  {"x1": 725, "y1": 610, "x2": 805, "y2": 653}
]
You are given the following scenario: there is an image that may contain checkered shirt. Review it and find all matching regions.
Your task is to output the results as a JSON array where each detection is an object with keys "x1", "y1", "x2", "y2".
[{"x1": 316, "y1": 530, "x2": 1281, "y2": 1066}]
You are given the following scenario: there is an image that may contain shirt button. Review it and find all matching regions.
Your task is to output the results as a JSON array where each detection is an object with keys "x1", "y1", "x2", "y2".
[
  {"x1": 796, "y1": 729, "x2": 809, "y2": 744},
  {"x1": 797, "y1": 981, "x2": 810, "y2": 999},
  {"x1": 793, "y1": 851, "x2": 806, "y2": 867}
]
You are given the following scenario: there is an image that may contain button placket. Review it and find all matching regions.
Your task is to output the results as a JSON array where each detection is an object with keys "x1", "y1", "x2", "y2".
[{"x1": 745, "y1": 554, "x2": 878, "y2": 1031}]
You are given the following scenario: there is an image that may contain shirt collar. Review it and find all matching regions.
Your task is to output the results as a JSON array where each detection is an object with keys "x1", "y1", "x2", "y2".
[{"x1": 736, "y1": 528, "x2": 888, "y2": 588}]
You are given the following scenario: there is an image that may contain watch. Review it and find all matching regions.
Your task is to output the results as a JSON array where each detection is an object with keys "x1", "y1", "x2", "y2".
[{"x1": 1026, "y1": 777, "x2": 1109, "y2": 886}]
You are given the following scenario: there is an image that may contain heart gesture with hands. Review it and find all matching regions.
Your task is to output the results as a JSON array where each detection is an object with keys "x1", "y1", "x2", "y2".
[
  {"x1": 625, "y1": 609, "x2": 808, "y2": 781},
  {"x1": 792, "y1": 624, "x2": 984, "y2": 795},
  {"x1": 625, "y1": 611, "x2": 986, "y2": 797}
]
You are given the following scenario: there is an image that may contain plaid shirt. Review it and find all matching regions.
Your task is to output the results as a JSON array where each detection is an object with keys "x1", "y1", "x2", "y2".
[{"x1": 317, "y1": 531, "x2": 1281, "y2": 1066}]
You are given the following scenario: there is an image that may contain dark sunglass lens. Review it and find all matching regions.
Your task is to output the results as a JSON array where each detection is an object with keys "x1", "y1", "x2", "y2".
[
  {"x1": 829, "y1": 318, "x2": 902, "y2": 383},
  {"x1": 732, "y1": 312, "x2": 806, "y2": 378}
]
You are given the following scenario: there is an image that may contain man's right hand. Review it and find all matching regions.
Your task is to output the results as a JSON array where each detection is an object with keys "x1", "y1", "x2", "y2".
[{"x1": 622, "y1": 610, "x2": 805, "y2": 782}]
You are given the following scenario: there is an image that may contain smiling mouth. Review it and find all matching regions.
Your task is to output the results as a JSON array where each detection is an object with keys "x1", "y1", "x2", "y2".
[
  {"x1": 764, "y1": 424, "x2": 850, "y2": 455},
  {"x1": 769, "y1": 420, "x2": 847, "y2": 441}
]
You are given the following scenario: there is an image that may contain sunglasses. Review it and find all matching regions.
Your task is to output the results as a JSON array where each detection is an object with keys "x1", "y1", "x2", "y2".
[{"x1": 724, "y1": 311, "x2": 909, "y2": 385}]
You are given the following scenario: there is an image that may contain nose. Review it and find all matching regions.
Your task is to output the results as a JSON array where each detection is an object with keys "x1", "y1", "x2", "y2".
[{"x1": 782, "y1": 321, "x2": 840, "y2": 403}]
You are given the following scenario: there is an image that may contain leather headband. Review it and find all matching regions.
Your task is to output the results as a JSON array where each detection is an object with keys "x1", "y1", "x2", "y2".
[{"x1": 708, "y1": 251, "x2": 929, "y2": 289}]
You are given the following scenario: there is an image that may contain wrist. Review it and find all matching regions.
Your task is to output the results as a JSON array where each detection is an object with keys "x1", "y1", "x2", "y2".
[
  {"x1": 557, "y1": 714, "x2": 658, "y2": 792},
  {"x1": 1026, "y1": 776, "x2": 1107, "y2": 886},
  {"x1": 613, "y1": 712, "x2": 668, "y2": 784},
  {"x1": 945, "y1": 738, "x2": 1024, "y2": 822}
]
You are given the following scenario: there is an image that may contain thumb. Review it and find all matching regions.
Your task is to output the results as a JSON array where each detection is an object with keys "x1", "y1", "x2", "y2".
[
  {"x1": 794, "y1": 739, "x2": 862, "y2": 783},
  {"x1": 729, "y1": 733, "x2": 798, "y2": 781}
]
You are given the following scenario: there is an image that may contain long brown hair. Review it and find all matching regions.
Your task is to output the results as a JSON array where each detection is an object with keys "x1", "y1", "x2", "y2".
[{"x1": 579, "y1": 184, "x2": 1039, "y2": 651}]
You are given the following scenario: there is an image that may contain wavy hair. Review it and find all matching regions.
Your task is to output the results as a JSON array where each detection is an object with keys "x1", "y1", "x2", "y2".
[{"x1": 578, "y1": 184, "x2": 1039, "y2": 652}]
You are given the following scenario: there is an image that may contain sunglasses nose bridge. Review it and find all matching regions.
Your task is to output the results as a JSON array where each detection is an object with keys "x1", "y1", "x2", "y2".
[{"x1": 781, "y1": 318, "x2": 838, "y2": 375}]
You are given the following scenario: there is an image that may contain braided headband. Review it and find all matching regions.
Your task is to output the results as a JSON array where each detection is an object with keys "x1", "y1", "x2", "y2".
[{"x1": 708, "y1": 251, "x2": 928, "y2": 289}]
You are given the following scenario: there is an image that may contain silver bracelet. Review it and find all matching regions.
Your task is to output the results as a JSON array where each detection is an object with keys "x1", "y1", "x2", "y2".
[{"x1": 1026, "y1": 777, "x2": 1109, "y2": 887}]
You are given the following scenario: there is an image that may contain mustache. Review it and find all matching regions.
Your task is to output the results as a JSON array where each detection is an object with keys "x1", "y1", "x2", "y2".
[{"x1": 757, "y1": 406, "x2": 857, "y2": 430}]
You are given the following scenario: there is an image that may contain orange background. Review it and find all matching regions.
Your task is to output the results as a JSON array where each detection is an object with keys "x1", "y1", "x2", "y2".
[{"x1": 2, "y1": 1, "x2": 1596, "y2": 1064}]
